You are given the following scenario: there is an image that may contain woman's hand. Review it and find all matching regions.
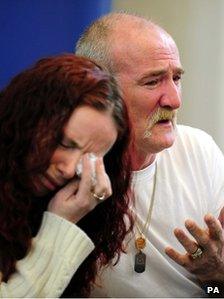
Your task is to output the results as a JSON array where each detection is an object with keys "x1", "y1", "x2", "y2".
[{"x1": 48, "y1": 154, "x2": 112, "y2": 223}]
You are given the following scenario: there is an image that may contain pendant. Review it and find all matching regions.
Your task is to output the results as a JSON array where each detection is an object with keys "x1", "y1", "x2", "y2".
[
  {"x1": 135, "y1": 236, "x2": 146, "y2": 250},
  {"x1": 134, "y1": 250, "x2": 146, "y2": 273}
]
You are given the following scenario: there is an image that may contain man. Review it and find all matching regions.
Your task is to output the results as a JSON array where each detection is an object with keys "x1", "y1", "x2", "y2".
[{"x1": 76, "y1": 12, "x2": 224, "y2": 297}]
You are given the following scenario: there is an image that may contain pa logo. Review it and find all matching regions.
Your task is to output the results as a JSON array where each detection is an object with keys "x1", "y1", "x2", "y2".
[{"x1": 206, "y1": 286, "x2": 220, "y2": 294}]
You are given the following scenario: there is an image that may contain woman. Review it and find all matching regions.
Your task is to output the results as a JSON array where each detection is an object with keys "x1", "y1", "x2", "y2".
[{"x1": 0, "y1": 54, "x2": 133, "y2": 297}]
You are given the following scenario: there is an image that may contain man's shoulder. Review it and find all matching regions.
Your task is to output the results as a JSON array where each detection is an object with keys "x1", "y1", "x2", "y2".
[
  {"x1": 168, "y1": 125, "x2": 222, "y2": 162},
  {"x1": 176, "y1": 124, "x2": 213, "y2": 143},
  {"x1": 159, "y1": 125, "x2": 222, "y2": 173}
]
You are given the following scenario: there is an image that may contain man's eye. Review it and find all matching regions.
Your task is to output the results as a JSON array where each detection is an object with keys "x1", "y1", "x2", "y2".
[
  {"x1": 173, "y1": 74, "x2": 182, "y2": 84},
  {"x1": 145, "y1": 79, "x2": 159, "y2": 87}
]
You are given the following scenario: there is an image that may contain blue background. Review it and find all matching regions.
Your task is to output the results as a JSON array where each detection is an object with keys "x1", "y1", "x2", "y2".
[{"x1": 0, "y1": 0, "x2": 111, "y2": 88}]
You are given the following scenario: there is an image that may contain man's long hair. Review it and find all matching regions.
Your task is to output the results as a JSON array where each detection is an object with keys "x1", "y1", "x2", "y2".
[{"x1": 0, "y1": 54, "x2": 133, "y2": 296}]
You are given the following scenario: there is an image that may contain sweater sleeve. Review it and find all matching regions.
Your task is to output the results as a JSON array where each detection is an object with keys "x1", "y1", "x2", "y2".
[{"x1": 0, "y1": 211, "x2": 95, "y2": 298}]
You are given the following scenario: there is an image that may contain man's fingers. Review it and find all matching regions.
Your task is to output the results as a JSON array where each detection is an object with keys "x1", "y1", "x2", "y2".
[
  {"x1": 165, "y1": 246, "x2": 188, "y2": 267},
  {"x1": 204, "y1": 214, "x2": 223, "y2": 241},
  {"x1": 185, "y1": 220, "x2": 210, "y2": 249},
  {"x1": 174, "y1": 228, "x2": 198, "y2": 254}
]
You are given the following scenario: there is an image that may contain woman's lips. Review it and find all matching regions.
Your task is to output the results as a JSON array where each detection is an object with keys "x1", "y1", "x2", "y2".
[{"x1": 43, "y1": 174, "x2": 60, "y2": 191}]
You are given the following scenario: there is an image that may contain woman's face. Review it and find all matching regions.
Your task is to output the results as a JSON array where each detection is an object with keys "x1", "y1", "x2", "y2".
[{"x1": 32, "y1": 106, "x2": 118, "y2": 196}]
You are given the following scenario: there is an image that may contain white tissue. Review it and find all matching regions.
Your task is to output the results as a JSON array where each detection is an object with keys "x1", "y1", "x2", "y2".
[{"x1": 76, "y1": 153, "x2": 97, "y2": 183}]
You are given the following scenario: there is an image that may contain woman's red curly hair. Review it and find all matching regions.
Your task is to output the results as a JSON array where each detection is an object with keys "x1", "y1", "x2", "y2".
[{"x1": 0, "y1": 54, "x2": 133, "y2": 297}]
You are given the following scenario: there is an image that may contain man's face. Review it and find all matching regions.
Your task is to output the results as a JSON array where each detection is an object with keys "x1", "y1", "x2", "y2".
[
  {"x1": 113, "y1": 26, "x2": 183, "y2": 155},
  {"x1": 31, "y1": 106, "x2": 118, "y2": 196}
]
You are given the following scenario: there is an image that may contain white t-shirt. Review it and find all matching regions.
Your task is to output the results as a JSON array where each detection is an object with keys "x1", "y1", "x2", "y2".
[{"x1": 92, "y1": 125, "x2": 224, "y2": 298}]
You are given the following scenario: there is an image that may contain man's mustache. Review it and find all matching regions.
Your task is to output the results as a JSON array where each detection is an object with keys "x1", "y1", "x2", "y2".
[
  {"x1": 143, "y1": 108, "x2": 177, "y2": 138},
  {"x1": 149, "y1": 108, "x2": 177, "y2": 127}
]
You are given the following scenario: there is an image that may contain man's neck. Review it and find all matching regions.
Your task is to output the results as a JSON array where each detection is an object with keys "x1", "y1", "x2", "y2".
[{"x1": 131, "y1": 150, "x2": 156, "y2": 171}]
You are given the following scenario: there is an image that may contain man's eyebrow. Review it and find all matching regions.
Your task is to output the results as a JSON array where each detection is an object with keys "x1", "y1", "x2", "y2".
[
  {"x1": 175, "y1": 68, "x2": 185, "y2": 75},
  {"x1": 140, "y1": 67, "x2": 185, "y2": 80}
]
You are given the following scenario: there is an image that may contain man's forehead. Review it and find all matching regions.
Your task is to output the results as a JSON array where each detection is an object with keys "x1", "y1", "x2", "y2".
[
  {"x1": 111, "y1": 24, "x2": 180, "y2": 71},
  {"x1": 112, "y1": 19, "x2": 173, "y2": 45},
  {"x1": 113, "y1": 44, "x2": 181, "y2": 79}
]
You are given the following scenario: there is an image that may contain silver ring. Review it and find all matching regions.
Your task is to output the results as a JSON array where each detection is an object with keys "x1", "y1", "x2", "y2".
[
  {"x1": 92, "y1": 192, "x2": 106, "y2": 201},
  {"x1": 191, "y1": 246, "x2": 203, "y2": 259}
]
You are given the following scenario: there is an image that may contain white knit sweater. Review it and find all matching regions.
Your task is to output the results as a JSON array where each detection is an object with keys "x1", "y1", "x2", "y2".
[{"x1": 0, "y1": 211, "x2": 94, "y2": 298}]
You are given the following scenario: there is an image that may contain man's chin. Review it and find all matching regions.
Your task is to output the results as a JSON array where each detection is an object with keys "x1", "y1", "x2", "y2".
[
  {"x1": 161, "y1": 134, "x2": 176, "y2": 149},
  {"x1": 144, "y1": 130, "x2": 177, "y2": 153},
  {"x1": 159, "y1": 127, "x2": 177, "y2": 147}
]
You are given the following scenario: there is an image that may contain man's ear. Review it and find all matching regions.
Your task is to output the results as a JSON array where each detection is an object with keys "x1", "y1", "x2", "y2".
[{"x1": 218, "y1": 207, "x2": 224, "y2": 228}]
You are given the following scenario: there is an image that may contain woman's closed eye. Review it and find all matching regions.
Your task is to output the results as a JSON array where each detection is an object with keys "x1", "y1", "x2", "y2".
[{"x1": 59, "y1": 141, "x2": 78, "y2": 150}]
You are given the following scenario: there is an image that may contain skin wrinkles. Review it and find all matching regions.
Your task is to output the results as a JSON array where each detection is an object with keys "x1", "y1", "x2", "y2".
[
  {"x1": 138, "y1": 67, "x2": 184, "y2": 83},
  {"x1": 33, "y1": 106, "x2": 117, "y2": 196},
  {"x1": 111, "y1": 25, "x2": 182, "y2": 170}
]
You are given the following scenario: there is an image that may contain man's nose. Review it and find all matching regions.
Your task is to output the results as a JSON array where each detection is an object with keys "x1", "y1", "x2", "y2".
[{"x1": 159, "y1": 81, "x2": 181, "y2": 110}]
